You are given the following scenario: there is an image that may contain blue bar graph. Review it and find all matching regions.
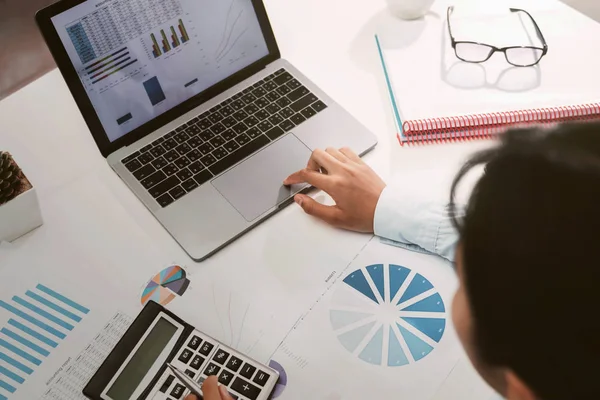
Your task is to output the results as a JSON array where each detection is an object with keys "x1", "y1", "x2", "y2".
[
  {"x1": 0, "y1": 301, "x2": 65, "y2": 339},
  {"x1": 12, "y1": 297, "x2": 73, "y2": 331},
  {"x1": 1, "y1": 329, "x2": 49, "y2": 357},
  {"x1": 36, "y1": 285, "x2": 90, "y2": 314},
  {"x1": 7, "y1": 320, "x2": 57, "y2": 348},
  {"x1": 0, "y1": 380, "x2": 15, "y2": 393},
  {"x1": 0, "y1": 352, "x2": 33, "y2": 375},
  {"x1": 0, "y1": 366, "x2": 23, "y2": 384},
  {"x1": 25, "y1": 291, "x2": 82, "y2": 322},
  {"x1": 0, "y1": 339, "x2": 40, "y2": 366},
  {"x1": 0, "y1": 284, "x2": 88, "y2": 398}
]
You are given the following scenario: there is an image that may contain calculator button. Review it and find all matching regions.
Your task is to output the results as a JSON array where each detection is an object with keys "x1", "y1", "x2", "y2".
[
  {"x1": 253, "y1": 370, "x2": 270, "y2": 387},
  {"x1": 231, "y1": 377, "x2": 261, "y2": 400},
  {"x1": 225, "y1": 355, "x2": 242, "y2": 372},
  {"x1": 199, "y1": 341, "x2": 215, "y2": 356},
  {"x1": 218, "y1": 369, "x2": 234, "y2": 385},
  {"x1": 198, "y1": 376, "x2": 206, "y2": 385},
  {"x1": 188, "y1": 335, "x2": 202, "y2": 350},
  {"x1": 185, "y1": 369, "x2": 195, "y2": 378},
  {"x1": 240, "y1": 363, "x2": 256, "y2": 379},
  {"x1": 178, "y1": 349, "x2": 193, "y2": 364},
  {"x1": 170, "y1": 383, "x2": 186, "y2": 399},
  {"x1": 213, "y1": 349, "x2": 230, "y2": 365},
  {"x1": 160, "y1": 375, "x2": 175, "y2": 393},
  {"x1": 204, "y1": 362, "x2": 221, "y2": 376},
  {"x1": 190, "y1": 355, "x2": 205, "y2": 370}
]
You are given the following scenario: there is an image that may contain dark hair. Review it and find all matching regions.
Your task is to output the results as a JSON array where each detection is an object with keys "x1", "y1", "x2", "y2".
[{"x1": 449, "y1": 122, "x2": 600, "y2": 400}]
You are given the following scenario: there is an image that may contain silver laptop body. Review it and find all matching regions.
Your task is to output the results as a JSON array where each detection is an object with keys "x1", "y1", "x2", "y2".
[{"x1": 37, "y1": 0, "x2": 377, "y2": 261}]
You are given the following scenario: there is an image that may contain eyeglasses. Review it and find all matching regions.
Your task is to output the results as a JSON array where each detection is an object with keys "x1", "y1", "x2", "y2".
[{"x1": 447, "y1": 6, "x2": 548, "y2": 67}]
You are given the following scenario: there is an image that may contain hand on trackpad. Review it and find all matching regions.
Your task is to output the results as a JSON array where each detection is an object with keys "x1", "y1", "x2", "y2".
[{"x1": 211, "y1": 134, "x2": 311, "y2": 222}]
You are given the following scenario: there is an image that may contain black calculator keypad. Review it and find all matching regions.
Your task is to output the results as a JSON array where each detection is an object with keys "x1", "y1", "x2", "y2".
[
  {"x1": 231, "y1": 377, "x2": 261, "y2": 400},
  {"x1": 253, "y1": 370, "x2": 270, "y2": 387},
  {"x1": 178, "y1": 349, "x2": 193, "y2": 364},
  {"x1": 170, "y1": 383, "x2": 186, "y2": 399},
  {"x1": 188, "y1": 335, "x2": 202, "y2": 350},
  {"x1": 160, "y1": 375, "x2": 175, "y2": 393},
  {"x1": 190, "y1": 355, "x2": 205, "y2": 370},
  {"x1": 240, "y1": 363, "x2": 256, "y2": 379},
  {"x1": 225, "y1": 355, "x2": 243, "y2": 372},
  {"x1": 218, "y1": 369, "x2": 234, "y2": 385},
  {"x1": 204, "y1": 362, "x2": 221, "y2": 376},
  {"x1": 199, "y1": 341, "x2": 215, "y2": 356},
  {"x1": 161, "y1": 328, "x2": 273, "y2": 400},
  {"x1": 213, "y1": 349, "x2": 230, "y2": 365}
]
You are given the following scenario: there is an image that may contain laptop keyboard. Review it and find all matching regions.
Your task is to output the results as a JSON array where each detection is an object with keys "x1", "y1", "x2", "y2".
[{"x1": 121, "y1": 68, "x2": 328, "y2": 208}]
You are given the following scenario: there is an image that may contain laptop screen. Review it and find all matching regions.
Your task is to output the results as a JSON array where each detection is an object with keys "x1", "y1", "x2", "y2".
[{"x1": 50, "y1": 0, "x2": 270, "y2": 143}]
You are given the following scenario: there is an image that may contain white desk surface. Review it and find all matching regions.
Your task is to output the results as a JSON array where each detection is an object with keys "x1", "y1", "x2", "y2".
[{"x1": 0, "y1": 0, "x2": 502, "y2": 398}]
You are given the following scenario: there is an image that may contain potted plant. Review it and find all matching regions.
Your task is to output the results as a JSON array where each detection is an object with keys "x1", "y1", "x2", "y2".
[{"x1": 0, "y1": 152, "x2": 43, "y2": 241}]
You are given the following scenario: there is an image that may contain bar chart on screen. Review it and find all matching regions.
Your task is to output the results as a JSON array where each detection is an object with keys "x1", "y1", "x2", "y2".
[
  {"x1": 0, "y1": 284, "x2": 89, "y2": 400},
  {"x1": 143, "y1": 18, "x2": 197, "y2": 61},
  {"x1": 148, "y1": 19, "x2": 190, "y2": 58}
]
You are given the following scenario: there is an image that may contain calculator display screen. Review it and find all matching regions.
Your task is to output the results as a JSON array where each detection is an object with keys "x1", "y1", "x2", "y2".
[{"x1": 106, "y1": 317, "x2": 178, "y2": 400}]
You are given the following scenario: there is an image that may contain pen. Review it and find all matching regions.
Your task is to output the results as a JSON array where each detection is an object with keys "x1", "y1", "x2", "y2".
[{"x1": 167, "y1": 363, "x2": 204, "y2": 397}]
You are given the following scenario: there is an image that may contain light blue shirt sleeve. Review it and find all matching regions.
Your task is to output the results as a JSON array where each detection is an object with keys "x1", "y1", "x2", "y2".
[{"x1": 373, "y1": 184, "x2": 463, "y2": 263}]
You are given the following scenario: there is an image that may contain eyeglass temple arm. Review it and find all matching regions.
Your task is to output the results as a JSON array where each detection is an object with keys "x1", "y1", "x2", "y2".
[
  {"x1": 447, "y1": 6, "x2": 456, "y2": 45},
  {"x1": 510, "y1": 8, "x2": 548, "y2": 53}
]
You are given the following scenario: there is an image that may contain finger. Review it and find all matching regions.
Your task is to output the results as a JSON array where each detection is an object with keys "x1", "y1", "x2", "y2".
[
  {"x1": 283, "y1": 168, "x2": 332, "y2": 190},
  {"x1": 339, "y1": 147, "x2": 364, "y2": 164},
  {"x1": 325, "y1": 147, "x2": 349, "y2": 163},
  {"x1": 219, "y1": 384, "x2": 234, "y2": 400},
  {"x1": 294, "y1": 194, "x2": 344, "y2": 227},
  {"x1": 306, "y1": 153, "x2": 321, "y2": 172},
  {"x1": 201, "y1": 376, "x2": 221, "y2": 400},
  {"x1": 185, "y1": 396, "x2": 198, "y2": 400},
  {"x1": 310, "y1": 148, "x2": 343, "y2": 172}
]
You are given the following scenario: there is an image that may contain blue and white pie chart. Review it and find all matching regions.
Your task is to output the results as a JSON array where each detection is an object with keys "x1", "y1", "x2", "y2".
[{"x1": 330, "y1": 264, "x2": 446, "y2": 366}]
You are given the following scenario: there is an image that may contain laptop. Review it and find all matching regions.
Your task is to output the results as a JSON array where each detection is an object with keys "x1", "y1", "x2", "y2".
[{"x1": 36, "y1": 0, "x2": 377, "y2": 261}]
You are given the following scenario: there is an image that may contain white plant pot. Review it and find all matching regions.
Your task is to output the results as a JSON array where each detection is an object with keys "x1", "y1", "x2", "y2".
[{"x1": 0, "y1": 186, "x2": 43, "y2": 242}]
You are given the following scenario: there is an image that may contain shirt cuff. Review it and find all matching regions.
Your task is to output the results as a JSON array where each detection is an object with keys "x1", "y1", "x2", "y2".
[
  {"x1": 373, "y1": 185, "x2": 406, "y2": 241},
  {"x1": 373, "y1": 181, "x2": 456, "y2": 262}
]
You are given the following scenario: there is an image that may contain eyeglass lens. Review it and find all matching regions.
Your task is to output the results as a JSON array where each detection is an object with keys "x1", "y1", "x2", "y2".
[
  {"x1": 505, "y1": 47, "x2": 544, "y2": 66},
  {"x1": 455, "y1": 43, "x2": 543, "y2": 66},
  {"x1": 455, "y1": 43, "x2": 494, "y2": 63}
]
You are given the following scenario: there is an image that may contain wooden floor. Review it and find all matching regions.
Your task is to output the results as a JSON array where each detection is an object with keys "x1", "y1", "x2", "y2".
[
  {"x1": 0, "y1": 0, "x2": 56, "y2": 101},
  {"x1": 1, "y1": 0, "x2": 600, "y2": 100}
]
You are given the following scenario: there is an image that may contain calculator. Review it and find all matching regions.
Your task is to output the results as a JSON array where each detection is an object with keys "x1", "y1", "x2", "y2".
[{"x1": 83, "y1": 301, "x2": 279, "y2": 400}]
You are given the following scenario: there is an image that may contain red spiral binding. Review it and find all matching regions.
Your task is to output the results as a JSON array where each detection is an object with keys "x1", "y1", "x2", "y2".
[{"x1": 401, "y1": 102, "x2": 600, "y2": 146}]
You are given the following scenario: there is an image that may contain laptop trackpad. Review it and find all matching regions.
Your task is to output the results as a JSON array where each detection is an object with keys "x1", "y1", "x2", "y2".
[{"x1": 211, "y1": 134, "x2": 311, "y2": 222}]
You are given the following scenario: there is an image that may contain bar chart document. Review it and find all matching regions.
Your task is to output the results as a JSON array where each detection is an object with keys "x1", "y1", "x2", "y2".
[
  {"x1": 0, "y1": 284, "x2": 90, "y2": 399},
  {"x1": 51, "y1": 0, "x2": 269, "y2": 142},
  {"x1": 39, "y1": 312, "x2": 133, "y2": 400},
  {"x1": 0, "y1": 246, "x2": 138, "y2": 400}
]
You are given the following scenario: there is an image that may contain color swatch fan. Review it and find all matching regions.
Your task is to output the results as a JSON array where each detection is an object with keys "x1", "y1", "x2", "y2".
[
  {"x1": 330, "y1": 264, "x2": 446, "y2": 367},
  {"x1": 141, "y1": 265, "x2": 190, "y2": 307}
]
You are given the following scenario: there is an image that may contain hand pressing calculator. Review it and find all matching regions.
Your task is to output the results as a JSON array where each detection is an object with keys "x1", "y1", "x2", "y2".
[{"x1": 84, "y1": 301, "x2": 279, "y2": 400}]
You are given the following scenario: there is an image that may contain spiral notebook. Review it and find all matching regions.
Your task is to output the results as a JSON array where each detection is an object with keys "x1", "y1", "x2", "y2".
[{"x1": 376, "y1": 0, "x2": 600, "y2": 145}]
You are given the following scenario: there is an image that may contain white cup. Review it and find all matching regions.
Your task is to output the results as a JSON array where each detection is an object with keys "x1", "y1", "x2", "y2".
[{"x1": 386, "y1": 0, "x2": 435, "y2": 20}]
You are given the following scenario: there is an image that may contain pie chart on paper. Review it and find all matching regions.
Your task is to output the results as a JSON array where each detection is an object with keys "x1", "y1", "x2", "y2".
[
  {"x1": 329, "y1": 264, "x2": 446, "y2": 367},
  {"x1": 141, "y1": 265, "x2": 190, "y2": 306},
  {"x1": 268, "y1": 360, "x2": 287, "y2": 399}
]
